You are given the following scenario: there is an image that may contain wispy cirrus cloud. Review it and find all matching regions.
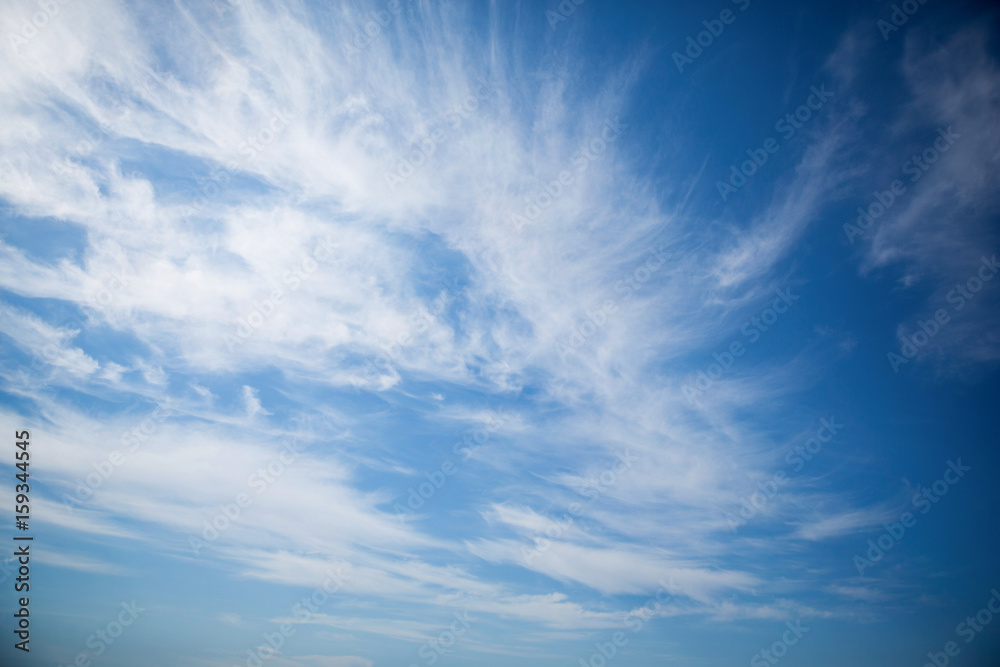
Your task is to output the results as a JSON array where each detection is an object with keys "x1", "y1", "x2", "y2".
[{"x1": 1, "y1": 0, "x2": 997, "y2": 665}]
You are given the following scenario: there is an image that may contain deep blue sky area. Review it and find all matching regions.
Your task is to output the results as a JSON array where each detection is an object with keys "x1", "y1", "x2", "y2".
[{"x1": 1, "y1": 1, "x2": 999, "y2": 666}]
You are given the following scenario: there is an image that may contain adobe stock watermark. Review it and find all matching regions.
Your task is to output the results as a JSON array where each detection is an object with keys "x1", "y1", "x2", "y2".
[
  {"x1": 86, "y1": 260, "x2": 132, "y2": 310},
  {"x1": 341, "y1": 0, "x2": 404, "y2": 58},
  {"x1": 7, "y1": 0, "x2": 73, "y2": 55},
  {"x1": 557, "y1": 245, "x2": 667, "y2": 361},
  {"x1": 546, "y1": 0, "x2": 586, "y2": 29},
  {"x1": 682, "y1": 287, "x2": 799, "y2": 402},
  {"x1": 212, "y1": 0, "x2": 245, "y2": 18},
  {"x1": 181, "y1": 109, "x2": 295, "y2": 218},
  {"x1": 407, "y1": 610, "x2": 474, "y2": 667},
  {"x1": 749, "y1": 620, "x2": 810, "y2": 667},
  {"x1": 577, "y1": 578, "x2": 681, "y2": 667},
  {"x1": 240, "y1": 567, "x2": 350, "y2": 667},
  {"x1": 853, "y1": 459, "x2": 970, "y2": 576},
  {"x1": 48, "y1": 68, "x2": 166, "y2": 174},
  {"x1": 56, "y1": 601, "x2": 146, "y2": 667},
  {"x1": 46, "y1": 68, "x2": 169, "y2": 258},
  {"x1": 62, "y1": 405, "x2": 171, "y2": 513},
  {"x1": 716, "y1": 84, "x2": 834, "y2": 202},
  {"x1": 878, "y1": 0, "x2": 931, "y2": 41},
  {"x1": 921, "y1": 588, "x2": 1000, "y2": 667},
  {"x1": 522, "y1": 450, "x2": 637, "y2": 564},
  {"x1": 887, "y1": 255, "x2": 997, "y2": 373},
  {"x1": 671, "y1": 0, "x2": 751, "y2": 73},
  {"x1": 384, "y1": 77, "x2": 500, "y2": 191},
  {"x1": 224, "y1": 236, "x2": 339, "y2": 351},
  {"x1": 725, "y1": 417, "x2": 843, "y2": 532},
  {"x1": 844, "y1": 126, "x2": 960, "y2": 244},
  {"x1": 351, "y1": 277, "x2": 465, "y2": 393},
  {"x1": 394, "y1": 409, "x2": 505, "y2": 523},
  {"x1": 509, "y1": 117, "x2": 626, "y2": 233},
  {"x1": 189, "y1": 439, "x2": 305, "y2": 555}
]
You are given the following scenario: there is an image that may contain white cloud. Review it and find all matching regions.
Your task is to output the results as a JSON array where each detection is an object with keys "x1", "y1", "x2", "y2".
[
  {"x1": 32, "y1": 549, "x2": 130, "y2": 576},
  {"x1": 1, "y1": 0, "x2": 991, "y2": 656},
  {"x1": 218, "y1": 613, "x2": 243, "y2": 627},
  {"x1": 242, "y1": 385, "x2": 270, "y2": 419}
]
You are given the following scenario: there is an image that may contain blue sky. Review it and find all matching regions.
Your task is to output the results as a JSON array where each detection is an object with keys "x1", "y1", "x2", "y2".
[{"x1": 1, "y1": 0, "x2": 1000, "y2": 665}]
